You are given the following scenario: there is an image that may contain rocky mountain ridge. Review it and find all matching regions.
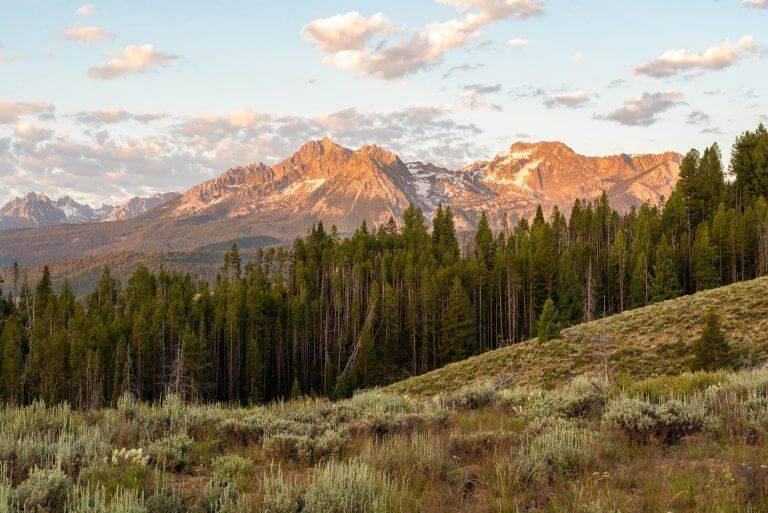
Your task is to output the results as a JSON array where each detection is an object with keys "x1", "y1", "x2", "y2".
[
  {"x1": 0, "y1": 192, "x2": 180, "y2": 230},
  {"x1": 153, "y1": 138, "x2": 682, "y2": 231}
]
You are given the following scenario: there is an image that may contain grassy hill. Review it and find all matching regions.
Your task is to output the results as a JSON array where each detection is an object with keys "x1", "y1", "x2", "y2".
[{"x1": 389, "y1": 276, "x2": 768, "y2": 396}]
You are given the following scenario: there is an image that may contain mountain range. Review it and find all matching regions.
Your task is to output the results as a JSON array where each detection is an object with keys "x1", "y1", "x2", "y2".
[
  {"x1": 0, "y1": 138, "x2": 682, "y2": 264},
  {"x1": 151, "y1": 138, "x2": 681, "y2": 230},
  {"x1": 0, "y1": 192, "x2": 180, "y2": 230}
]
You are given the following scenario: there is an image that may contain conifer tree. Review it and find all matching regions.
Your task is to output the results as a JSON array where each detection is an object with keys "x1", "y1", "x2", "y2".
[
  {"x1": 692, "y1": 224, "x2": 720, "y2": 291},
  {"x1": 440, "y1": 277, "x2": 474, "y2": 363},
  {"x1": 537, "y1": 297, "x2": 560, "y2": 342},
  {"x1": 651, "y1": 235, "x2": 681, "y2": 302},
  {"x1": 556, "y1": 248, "x2": 583, "y2": 326},
  {"x1": 1, "y1": 316, "x2": 23, "y2": 403},
  {"x1": 691, "y1": 311, "x2": 734, "y2": 371},
  {"x1": 628, "y1": 251, "x2": 648, "y2": 308}
]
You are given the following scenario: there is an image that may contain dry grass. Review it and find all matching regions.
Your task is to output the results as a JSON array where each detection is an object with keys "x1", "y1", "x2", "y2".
[{"x1": 388, "y1": 277, "x2": 768, "y2": 396}]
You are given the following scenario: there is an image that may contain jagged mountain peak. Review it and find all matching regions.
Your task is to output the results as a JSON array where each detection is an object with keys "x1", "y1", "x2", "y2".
[{"x1": 0, "y1": 191, "x2": 178, "y2": 230}]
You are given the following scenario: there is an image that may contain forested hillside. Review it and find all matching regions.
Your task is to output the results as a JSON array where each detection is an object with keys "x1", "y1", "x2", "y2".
[{"x1": 0, "y1": 125, "x2": 767, "y2": 407}]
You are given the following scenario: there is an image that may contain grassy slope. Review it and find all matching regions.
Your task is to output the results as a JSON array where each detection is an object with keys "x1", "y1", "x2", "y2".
[{"x1": 389, "y1": 276, "x2": 768, "y2": 396}]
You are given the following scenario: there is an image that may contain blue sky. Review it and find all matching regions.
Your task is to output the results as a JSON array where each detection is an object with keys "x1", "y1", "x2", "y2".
[{"x1": 0, "y1": 0, "x2": 766, "y2": 205}]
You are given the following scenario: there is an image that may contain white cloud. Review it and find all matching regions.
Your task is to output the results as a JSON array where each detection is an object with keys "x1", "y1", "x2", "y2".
[
  {"x1": 88, "y1": 44, "x2": 179, "y2": 79},
  {"x1": 633, "y1": 39, "x2": 755, "y2": 78},
  {"x1": 436, "y1": 0, "x2": 543, "y2": 21},
  {"x1": 742, "y1": 0, "x2": 766, "y2": 8},
  {"x1": 63, "y1": 26, "x2": 114, "y2": 44},
  {"x1": 301, "y1": 12, "x2": 391, "y2": 53},
  {"x1": 0, "y1": 101, "x2": 55, "y2": 124},
  {"x1": 544, "y1": 90, "x2": 590, "y2": 109},
  {"x1": 12, "y1": 120, "x2": 52, "y2": 141},
  {"x1": 75, "y1": 4, "x2": 96, "y2": 16},
  {"x1": 303, "y1": 0, "x2": 543, "y2": 79},
  {"x1": 506, "y1": 38, "x2": 529, "y2": 48},
  {"x1": 571, "y1": 51, "x2": 583, "y2": 61},
  {"x1": 596, "y1": 91, "x2": 682, "y2": 126}
]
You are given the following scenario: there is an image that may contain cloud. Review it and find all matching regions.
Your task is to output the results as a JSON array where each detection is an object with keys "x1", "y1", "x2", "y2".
[
  {"x1": 73, "y1": 108, "x2": 168, "y2": 125},
  {"x1": 459, "y1": 83, "x2": 502, "y2": 110},
  {"x1": 436, "y1": 0, "x2": 543, "y2": 20},
  {"x1": 63, "y1": 26, "x2": 114, "y2": 44},
  {"x1": 509, "y1": 85, "x2": 547, "y2": 99},
  {"x1": 596, "y1": 91, "x2": 682, "y2": 126},
  {"x1": 633, "y1": 38, "x2": 756, "y2": 78},
  {"x1": 1, "y1": 102, "x2": 487, "y2": 204},
  {"x1": 75, "y1": 4, "x2": 96, "y2": 15},
  {"x1": 441, "y1": 62, "x2": 484, "y2": 79},
  {"x1": 134, "y1": 112, "x2": 169, "y2": 123},
  {"x1": 607, "y1": 78, "x2": 627, "y2": 89},
  {"x1": 12, "y1": 120, "x2": 52, "y2": 142},
  {"x1": 738, "y1": 35, "x2": 765, "y2": 56},
  {"x1": 686, "y1": 111, "x2": 711, "y2": 126},
  {"x1": 303, "y1": 0, "x2": 543, "y2": 79},
  {"x1": 506, "y1": 38, "x2": 529, "y2": 48},
  {"x1": 89, "y1": 44, "x2": 179, "y2": 79},
  {"x1": 544, "y1": 90, "x2": 590, "y2": 109},
  {"x1": 0, "y1": 101, "x2": 55, "y2": 124},
  {"x1": 463, "y1": 83, "x2": 502, "y2": 95},
  {"x1": 301, "y1": 12, "x2": 391, "y2": 53},
  {"x1": 701, "y1": 127, "x2": 725, "y2": 135},
  {"x1": 742, "y1": 0, "x2": 766, "y2": 8}
]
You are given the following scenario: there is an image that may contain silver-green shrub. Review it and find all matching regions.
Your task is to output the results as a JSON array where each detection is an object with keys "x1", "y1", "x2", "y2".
[
  {"x1": 302, "y1": 460, "x2": 397, "y2": 513},
  {"x1": 14, "y1": 467, "x2": 71, "y2": 511},
  {"x1": 518, "y1": 425, "x2": 597, "y2": 483},
  {"x1": 147, "y1": 434, "x2": 193, "y2": 470},
  {"x1": 603, "y1": 397, "x2": 708, "y2": 444}
]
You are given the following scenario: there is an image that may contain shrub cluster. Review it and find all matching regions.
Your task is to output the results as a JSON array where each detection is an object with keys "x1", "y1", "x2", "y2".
[{"x1": 603, "y1": 397, "x2": 709, "y2": 444}]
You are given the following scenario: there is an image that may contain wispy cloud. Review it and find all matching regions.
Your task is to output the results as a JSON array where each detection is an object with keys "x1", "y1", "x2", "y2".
[
  {"x1": 544, "y1": 90, "x2": 590, "y2": 109},
  {"x1": 441, "y1": 62, "x2": 484, "y2": 79},
  {"x1": 506, "y1": 38, "x2": 529, "y2": 48},
  {"x1": 73, "y1": 108, "x2": 168, "y2": 125},
  {"x1": 75, "y1": 4, "x2": 97, "y2": 16},
  {"x1": 686, "y1": 111, "x2": 711, "y2": 126},
  {"x1": 596, "y1": 91, "x2": 682, "y2": 126},
  {"x1": 742, "y1": 0, "x2": 766, "y2": 8},
  {"x1": 0, "y1": 101, "x2": 55, "y2": 124},
  {"x1": 89, "y1": 44, "x2": 179, "y2": 79},
  {"x1": 63, "y1": 26, "x2": 114, "y2": 44},
  {"x1": 633, "y1": 37, "x2": 759, "y2": 78},
  {"x1": 459, "y1": 83, "x2": 503, "y2": 110}
]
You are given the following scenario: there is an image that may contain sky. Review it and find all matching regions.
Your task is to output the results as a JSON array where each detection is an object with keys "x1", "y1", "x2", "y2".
[{"x1": 0, "y1": 0, "x2": 766, "y2": 206}]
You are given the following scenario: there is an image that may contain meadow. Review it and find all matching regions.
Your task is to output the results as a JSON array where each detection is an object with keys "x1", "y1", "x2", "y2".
[{"x1": 3, "y1": 365, "x2": 768, "y2": 512}]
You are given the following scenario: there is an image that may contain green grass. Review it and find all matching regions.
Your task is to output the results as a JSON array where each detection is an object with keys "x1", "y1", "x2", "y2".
[{"x1": 388, "y1": 277, "x2": 768, "y2": 396}]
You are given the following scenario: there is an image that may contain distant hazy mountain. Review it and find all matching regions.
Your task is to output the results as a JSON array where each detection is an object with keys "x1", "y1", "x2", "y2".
[{"x1": 0, "y1": 192, "x2": 179, "y2": 230}]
